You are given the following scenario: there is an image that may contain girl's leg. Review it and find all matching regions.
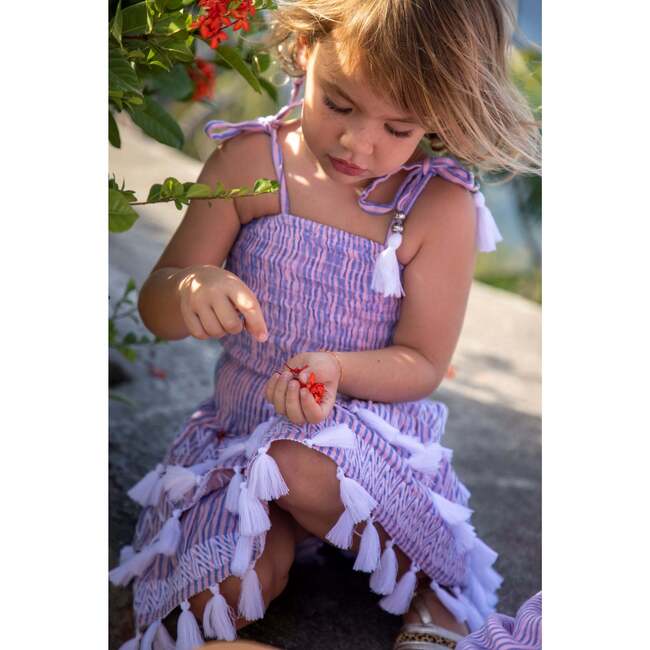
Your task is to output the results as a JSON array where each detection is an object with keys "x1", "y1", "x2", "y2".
[
  {"x1": 268, "y1": 440, "x2": 468, "y2": 635},
  {"x1": 185, "y1": 501, "x2": 298, "y2": 630}
]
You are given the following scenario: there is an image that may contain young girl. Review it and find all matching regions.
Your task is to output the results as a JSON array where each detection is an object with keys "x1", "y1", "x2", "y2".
[{"x1": 110, "y1": 1, "x2": 540, "y2": 648}]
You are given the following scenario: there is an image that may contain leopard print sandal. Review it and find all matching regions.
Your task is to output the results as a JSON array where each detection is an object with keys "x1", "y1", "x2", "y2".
[{"x1": 393, "y1": 593, "x2": 466, "y2": 650}]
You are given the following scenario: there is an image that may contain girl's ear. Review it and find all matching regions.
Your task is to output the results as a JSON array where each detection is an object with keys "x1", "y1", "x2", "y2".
[{"x1": 295, "y1": 35, "x2": 311, "y2": 72}]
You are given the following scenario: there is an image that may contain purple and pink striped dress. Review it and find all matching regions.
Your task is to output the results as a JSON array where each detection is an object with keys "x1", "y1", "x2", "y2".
[{"x1": 111, "y1": 86, "x2": 511, "y2": 648}]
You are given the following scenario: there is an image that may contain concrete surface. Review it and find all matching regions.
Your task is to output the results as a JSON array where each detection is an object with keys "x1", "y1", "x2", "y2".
[{"x1": 109, "y1": 117, "x2": 541, "y2": 649}]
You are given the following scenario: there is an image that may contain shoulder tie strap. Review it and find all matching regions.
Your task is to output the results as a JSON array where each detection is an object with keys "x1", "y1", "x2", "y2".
[
  {"x1": 204, "y1": 78, "x2": 304, "y2": 214},
  {"x1": 362, "y1": 156, "x2": 503, "y2": 298}
]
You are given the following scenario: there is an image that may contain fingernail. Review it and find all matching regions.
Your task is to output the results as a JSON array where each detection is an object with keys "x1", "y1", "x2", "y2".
[{"x1": 257, "y1": 332, "x2": 268, "y2": 342}]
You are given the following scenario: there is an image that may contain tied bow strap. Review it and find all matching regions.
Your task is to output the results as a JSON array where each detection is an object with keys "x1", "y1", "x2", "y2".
[{"x1": 358, "y1": 157, "x2": 503, "y2": 298}]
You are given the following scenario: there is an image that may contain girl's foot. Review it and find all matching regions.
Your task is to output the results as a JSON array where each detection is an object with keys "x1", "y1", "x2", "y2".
[{"x1": 403, "y1": 588, "x2": 469, "y2": 636}]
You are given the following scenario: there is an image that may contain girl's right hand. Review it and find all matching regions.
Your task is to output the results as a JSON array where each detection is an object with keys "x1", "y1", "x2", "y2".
[{"x1": 178, "y1": 265, "x2": 269, "y2": 342}]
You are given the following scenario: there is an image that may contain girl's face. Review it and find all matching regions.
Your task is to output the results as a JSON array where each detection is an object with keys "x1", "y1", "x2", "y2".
[{"x1": 298, "y1": 38, "x2": 426, "y2": 188}]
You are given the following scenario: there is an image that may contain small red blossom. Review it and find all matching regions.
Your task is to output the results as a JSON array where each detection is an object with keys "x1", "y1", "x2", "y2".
[
  {"x1": 191, "y1": 0, "x2": 256, "y2": 49},
  {"x1": 445, "y1": 364, "x2": 457, "y2": 380},
  {"x1": 285, "y1": 364, "x2": 326, "y2": 405},
  {"x1": 188, "y1": 58, "x2": 217, "y2": 101},
  {"x1": 148, "y1": 365, "x2": 167, "y2": 380}
]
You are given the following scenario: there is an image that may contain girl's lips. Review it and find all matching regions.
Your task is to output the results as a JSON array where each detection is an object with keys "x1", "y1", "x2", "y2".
[{"x1": 328, "y1": 155, "x2": 367, "y2": 176}]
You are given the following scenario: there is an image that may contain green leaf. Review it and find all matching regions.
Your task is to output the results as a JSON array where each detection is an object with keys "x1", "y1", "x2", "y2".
[
  {"x1": 253, "y1": 178, "x2": 279, "y2": 194},
  {"x1": 163, "y1": 176, "x2": 184, "y2": 197},
  {"x1": 109, "y1": 391, "x2": 137, "y2": 407},
  {"x1": 109, "y1": 111, "x2": 121, "y2": 148},
  {"x1": 156, "y1": 32, "x2": 194, "y2": 62},
  {"x1": 123, "y1": 332, "x2": 138, "y2": 345},
  {"x1": 109, "y1": 189, "x2": 139, "y2": 232},
  {"x1": 129, "y1": 96, "x2": 184, "y2": 149},
  {"x1": 110, "y1": 1, "x2": 123, "y2": 46},
  {"x1": 109, "y1": 46, "x2": 143, "y2": 96},
  {"x1": 126, "y1": 277, "x2": 137, "y2": 294},
  {"x1": 148, "y1": 63, "x2": 193, "y2": 100},
  {"x1": 185, "y1": 183, "x2": 212, "y2": 199},
  {"x1": 109, "y1": 319, "x2": 118, "y2": 345},
  {"x1": 153, "y1": 10, "x2": 187, "y2": 35},
  {"x1": 121, "y1": 2, "x2": 148, "y2": 36},
  {"x1": 147, "y1": 183, "x2": 163, "y2": 202},
  {"x1": 252, "y1": 52, "x2": 270, "y2": 74},
  {"x1": 215, "y1": 45, "x2": 262, "y2": 94},
  {"x1": 118, "y1": 345, "x2": 138, "y2": 362},
  {"x1": 257, "y1": 76, "x2": 278, "y2": 103}
]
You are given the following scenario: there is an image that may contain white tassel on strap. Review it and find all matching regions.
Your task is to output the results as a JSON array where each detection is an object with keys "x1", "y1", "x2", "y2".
[
  {"x1": 162, "y1": 465, "x2": 201, "y2": 502},
  {"x1": 218, "y1": 441, "x2": 247, "y2": 465},
  {"x1": 119, "y1": 545, "x2": 135, "y2": 565},
  {"x1": 203, "y1": 583, "x2": 237, "y2": 641},
  {"x1": 109, "y1": 543, "x2": 159, "y2": 586},
  {"x1": 353, "y1": 406, "x2": 401, "y2": 444},
  {"x1": 372, "y1": 232, "x2": 405, "y2": 298},
  {"x1": 474, "y1": 565, "x2": 503, "y2": 593},
  {"x1": 305, "y1": 423, "x2": 356, "y2": 449},
  {"x1": 153, "y1": 620, "x2": 176, "y2": 650},
  {"x1": 247, "y1": 443, "x2": 289, "y2": 500},
  {"x1": 128, "y1": 463, "x2": 164, "y2": 507},
  {"x1": 156, "y1": 509, "x2": 182, "y2": 556},
  {"x1": 457, "y1": 592, "x2": 485, "y2": 632},
  {"x1": 245, "y1": 417, "x2": 278, "y2": 458},
  {"x1": 231, "y1": 534, "x2": 254, "y2": 577},
  {"x1": 118, "y1": 632, "x2": 142, "y2": 650},
  {"x1": 336, "y1": 467, "x2": 377, "y2": 522},
  {"x1": 452, "y1": 521, "x2": 477, "y2": 552},
  {"x1": 430, "y1": 581, "x2": 468, "y2": 625},
  {"x1": 369, "y1": 539, "x2": 398, "y2": 595},
  {"x1": 473, "y1": 191, "x2": 503, "y2": 252},
  {"x1": 431, "y1": 492, "x2": 472, "y2": 526},
  {"x1": 238, "y1": 482, "x2": 271, "y2": 536},
  {"x1": 379, "y1": 561, "x2": 419, "y2": 615},
  {"x1": 407, "y1": 443, "x2": 446, "y2": 475},
  {"x1": 470, "y1": 538, "x2": 498, "y2": 570},
  {"x1": 467, "y1": 573, "x2": 491, "y2": 618},
  {"x1": 353, "y1": 517, "x2": 381, "y2": 572},
  {"x1": 225, "y1": 465, "x2": 243, "y2": 514},
  {"x1": 176, "y1": 600, "x2": 204, "y2": 650},
  {"x1": 140, "y1": 620, "x2": 160, "y2": 650},
  {"x1": 325, "y1": 509, "x2": 355, "y2": 549},
  {"x1": 238, "y1": 567, "x2": 265, "y2": 621}
]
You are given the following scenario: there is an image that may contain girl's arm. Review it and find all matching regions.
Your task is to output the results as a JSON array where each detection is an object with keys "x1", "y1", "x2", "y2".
[
  {"x1": 138, "y1": 135, "x2": 267, "y2": 341},
  {"x1": 336, "y1": 179, "x2": 477, "y2": 403}
]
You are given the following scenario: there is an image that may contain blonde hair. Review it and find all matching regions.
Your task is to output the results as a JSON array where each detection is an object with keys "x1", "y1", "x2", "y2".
[{"x1": 267, "y1": 0, "x2": 541, "y2": 176}]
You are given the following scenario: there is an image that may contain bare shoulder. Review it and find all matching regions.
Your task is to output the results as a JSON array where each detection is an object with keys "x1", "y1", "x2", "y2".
[
  {"x1": 399, "y1": 175, "x2": 476, "y2": 264},
  {"x1": 204, "y1": 130, "x2": 279, "y2": 224}
]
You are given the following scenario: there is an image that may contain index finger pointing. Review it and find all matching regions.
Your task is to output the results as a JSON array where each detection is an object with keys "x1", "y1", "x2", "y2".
[{"x1": 229, "y1": 287, "x2": 268, "y2": 342}]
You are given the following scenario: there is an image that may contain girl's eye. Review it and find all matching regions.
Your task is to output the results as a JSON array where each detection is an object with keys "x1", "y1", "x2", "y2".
[
  {"x1": 323, "y1": 95, "x2": 351, "y2": 114},
  {"x1": 324, "y1": 94, "x2": 413, "y2": 138},
  {"x1": 385, "y1": 124, "x2": 413, "y2": 139}
]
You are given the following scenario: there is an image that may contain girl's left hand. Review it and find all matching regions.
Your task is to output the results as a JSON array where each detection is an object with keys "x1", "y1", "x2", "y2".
[{"x1": 264, "y1": 351, "x2": 341, "y2": 425}]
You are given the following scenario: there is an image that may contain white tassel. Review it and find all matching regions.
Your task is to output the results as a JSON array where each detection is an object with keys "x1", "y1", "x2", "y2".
[
  {"x1": 153, "y1": 620, "x2": 176, "y2": 650},
  {"x1": 245, "y1": 417, "x2": 278, "y2": 458},
  {"x1": 353, "y1": 406, "x2": 401, "y2": 444},
  {"x1": 379, "y1": 561, "x2": 419, "y2": 615},
  {"x1": 238, "y1": 567, "x2": 265, "y2": 621},
  {"x1": 189, "y1": 458, "x2": 219, "y2": 474},
  {"x1": 162, "y1": 466, "x2": 201, "y2": 502},
  {"x1": 336, "y1": 467, "x2": 377, "y2": 523},
  {"x1": 467, "y1": 573, "x2": 491, "y2": 618},
  {"x1": 176, "y1": 601, "x2": 204, "y2": 650},
  {"x1": 225, "y1": 466, "x2": 243, "y2": 514},
  {"x1": 218, "y1": 441, "x2": 247, "y2": 465},
  {"x1": 128, "y1": 464, "x2": 164, "y2": 507},
  {"x1": 238, "y1": 482, "x2": 271, "y2": 537},
  {"x1": 230, "y1": 534, "x2": 254, "y2": 577},
  {"x1": 457, "y1": 592, "x2": 485, "y2": 632},
  {"x1": 457, "y1": 481, "x2": 472, "y2": 502},
  {"x1": 473, "y1": 191, "x2": 503, "y2": 252},
  {"x1": 203, "y1": 583, "x2": 237, "y2": 641},
  {"x1": 156, "y1": 510, "x2": 182, "y2": 556},
  {"x1": 325, "y1": 509, "x2": 355, "y2": 549},
  {"x1": 407, "y1": 443, "x2": 445, "y2": 475},
  {"x1": 353, "y1": 517, "x2": 381, "y2": 572},
  {"x1": 470, "y1": 538, "x2": 498, "y2": 569},
  {"x1": 474, "y1": 565, "x2": 503, "y2": 593},
  {"x1": 119, "y1": 545, "x2": 135, "y2": 565},
  {"x1": 306, "y1": 423, "x2": 356, "y2": 449},
  {"x1": 118, "y1": 632, "x2": 142, "y2": 650},
  {"x1": 452, "y1": 521, "x2": 477, "y2": 552},
  {"x1": 369, "y1": 539, "x2": 398, "y2": 595},
  {"x1": 431, "y1": 581, "x2": 468, "y2": 624},
  {"x1": 247, "y1": 444, "x2": 289, "y2": 500},
  {"x1": 372, "y1": 232, "x2": 405, "y2": 297},
  {"x1": 431, "y1": 491, "x2": 473, "y2": 526},
  {"x1": 141, "y1": 620, "x2": 160, "y2": 650},
  {"x1": 109, "y1": 544, "x2": 159, "y2": 586}
]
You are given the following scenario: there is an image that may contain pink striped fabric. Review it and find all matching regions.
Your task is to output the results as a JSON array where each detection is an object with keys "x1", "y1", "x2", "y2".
[
  {"x1": 120, "y1": 91, "x2": 502, "y2": 633},
  {"x1": 457, "y1": 592, "x2": 542, "y2": 650}
]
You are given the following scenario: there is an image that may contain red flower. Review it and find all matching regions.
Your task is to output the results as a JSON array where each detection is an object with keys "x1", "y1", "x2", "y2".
[
  {"x1": 188, "y1": 58, "x2": 217, "y2": 101},
  {"x1": 191, "y1": 0, "x2": 256, "y2": 49},
  {"x1": 285, "y1": 364, "x2": 326, "y2": 405}
]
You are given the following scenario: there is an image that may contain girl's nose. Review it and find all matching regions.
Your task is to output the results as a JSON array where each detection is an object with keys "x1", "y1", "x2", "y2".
[{"x1": 339, "y1": 127, "x2": 373, "y2": 158}]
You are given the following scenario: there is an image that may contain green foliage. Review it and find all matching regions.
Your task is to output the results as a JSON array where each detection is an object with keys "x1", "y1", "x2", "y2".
[
  {"x1": 109, "y1": 111, "x2": 121, "y2": 148},
  {"x1": 129, "y1": 95, "x2": 184, "y2": 149},
  {"x1": 215, "y1": 45, "x2": 262, "y2": 94}
]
